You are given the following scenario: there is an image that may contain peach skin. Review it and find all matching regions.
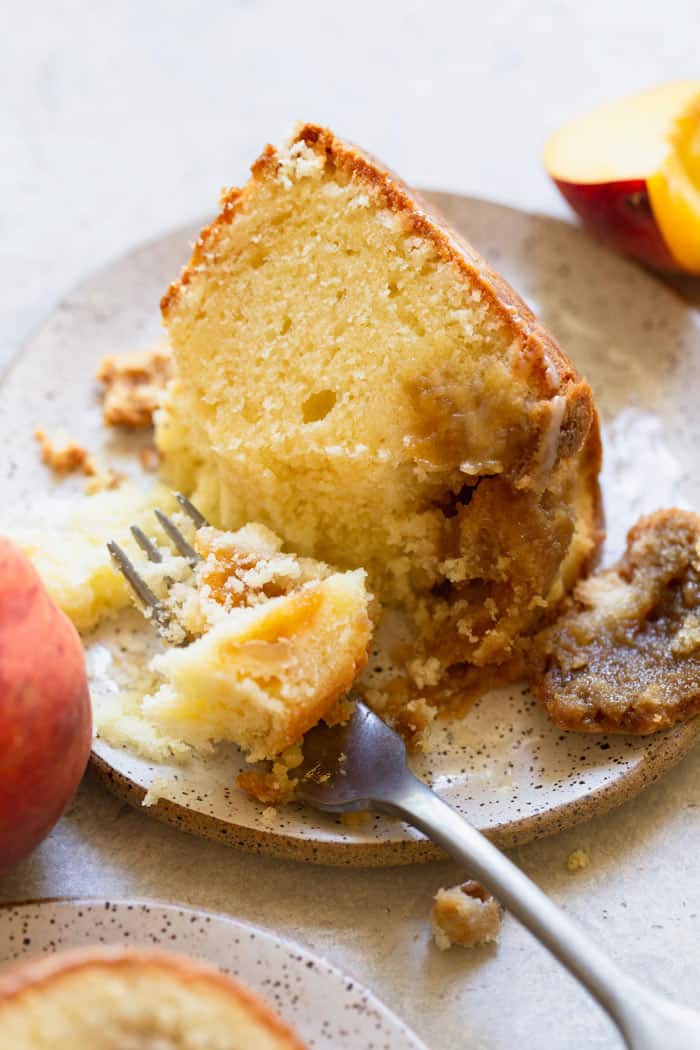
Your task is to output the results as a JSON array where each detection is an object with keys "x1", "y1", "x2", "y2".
[
  {"x1": 544, "y1": 81, "x2": 700, "y2": 274},
  {"x1": 0, "y1": 538, "x2": 92, "y2": 874}
]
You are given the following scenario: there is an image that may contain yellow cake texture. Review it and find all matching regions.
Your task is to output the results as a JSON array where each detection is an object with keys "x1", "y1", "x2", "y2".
[
  {"x1": 4, "y1": 485, "x2": 176, "y2": 631},
  {"x1": 158, "y1": 123, "x2": 602, "y2": 701},
  {"x1": 142, "y1": 522, "x2": 371, "y2": 760},
  {"x1": 431, "y1": 881, "x2": 502, "y2": 950},
  {"x1": 0, "y1": 947, "x2": 306, "y2": 1050},
  {"x1": 9, "y1": 486, "x2": 371, "y2": 764}
]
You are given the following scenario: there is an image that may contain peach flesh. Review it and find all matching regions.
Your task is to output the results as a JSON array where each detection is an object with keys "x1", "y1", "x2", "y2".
[{"x1": 545, "y1": 81, "x2": 700, "y2": 274}]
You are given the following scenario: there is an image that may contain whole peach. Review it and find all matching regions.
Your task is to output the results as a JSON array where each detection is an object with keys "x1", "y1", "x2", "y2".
[{"x1": 0, "y1": 538, "x2": 92, "y2": 873}]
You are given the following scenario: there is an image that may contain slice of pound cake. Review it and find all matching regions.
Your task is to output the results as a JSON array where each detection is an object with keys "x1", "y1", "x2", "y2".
[
  {"x1": 0, "y1": 946, "x2": 306, "y2": 1049},
  {"x1": 158, "y1": 123, "x2": 602, "y2": 702}
]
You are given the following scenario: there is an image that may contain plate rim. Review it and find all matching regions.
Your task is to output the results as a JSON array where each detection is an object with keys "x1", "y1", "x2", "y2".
[
  {"x1": 6, "y1": 191, "x2": 700, "y2": 868},
  {"x1": 90, "y1": 718, "x2": 700, "y2": 866}
]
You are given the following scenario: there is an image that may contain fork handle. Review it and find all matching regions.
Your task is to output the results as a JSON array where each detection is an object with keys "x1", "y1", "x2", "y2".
[{"x1": 377, "y1": 774, "x2": 700, "y2": 1050}]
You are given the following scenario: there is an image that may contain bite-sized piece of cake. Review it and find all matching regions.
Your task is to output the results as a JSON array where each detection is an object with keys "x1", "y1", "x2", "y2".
[
  {"x1": 146, "y1": 565, "x2": 371, "y2": 761},
  {"x1": 531, "y1": 509, "x2": 700, "y2": 734},
  {"x1": 0, "y1": 946, "x2": 306, "y2": 1049},
  {"x1": 153, "y1": 521, "x2": 342, "y2": 639},
  {"x1": 8, "y1": 489, "x2": 371, "y2": 767},
  {"x1": 118, "y1": 518, "x2": 373, "y2": 761},
  {"x1": 158, "y1": 122, "x2": 602, "y2": 706},
  {"x1": 431, "y1": 881, "x2": 502, "y2": 950},
  {"x1": 97, "y1": 342, "x2": 173, "y2": 427}
]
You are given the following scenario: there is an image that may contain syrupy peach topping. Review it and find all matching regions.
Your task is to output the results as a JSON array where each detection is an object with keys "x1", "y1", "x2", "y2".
[{"x1": 531, "y1": 509, "x2": 700, "y2": 734}]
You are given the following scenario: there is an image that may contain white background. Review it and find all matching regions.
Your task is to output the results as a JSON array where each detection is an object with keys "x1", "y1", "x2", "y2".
[{"x1": 4, "y1": 0, "x2": 700, "y2": 368}]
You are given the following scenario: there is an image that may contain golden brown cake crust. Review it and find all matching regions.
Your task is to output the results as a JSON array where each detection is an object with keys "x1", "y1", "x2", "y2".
[
  {"x1": 530, "y1": 509, "x2": 700, "y2": 735},
  {"x1": 0, "y1": 945, "x2": 307, "y2": 1049},
  {"x1": 161, "y1": 123, "x2": 595, "y2": 474},
  {"x1": 159, "y1": 123, "x2": 602, "y2": 707},
  {"x1": 581, "y1": 411, "x2": 605, "y2": 556}
]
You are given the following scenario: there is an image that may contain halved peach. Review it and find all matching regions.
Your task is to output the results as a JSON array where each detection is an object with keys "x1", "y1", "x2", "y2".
[{"x1": 544, "y1": 81, "x2": 700, "y2": 274}]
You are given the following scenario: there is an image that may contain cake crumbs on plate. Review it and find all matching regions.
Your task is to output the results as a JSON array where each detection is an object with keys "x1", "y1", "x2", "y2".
[
  {"x1": 566, "y1": 848, "x2": 590, "y2": 872},
  {"x1": 237, "y1": 744, "x2": 305, "y2": 804},
  {"x1": 360, "y1": 680, "x2": 437, "y2": 752},
  {"x1": 237, "y1": 764, "x2": 297, "y2": 804},
  {"x1": 97, "y1": 342, "x2": 173, "y2": 428},
  {"x1": 260, "y1": 806, "x2": 278, "y2": 826},
  {"x1": 431, "y1": 880, "x2": 502, "y2": 950},
  {"x1": 35, "y1": 427, "x2": 128, "y2": 494},
  {"x1": 85, "y1": 467, "x2": 127, "y2": 494},
  {"x1": 35, "y1": 429, "x2": 93, "y2": 476},
  {"x1": 141, "y1": 776, "x2": 174, "y2": 807}
]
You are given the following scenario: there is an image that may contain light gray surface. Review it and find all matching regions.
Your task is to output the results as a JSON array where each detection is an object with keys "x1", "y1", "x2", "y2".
[
  {"x1": 3, "y1": 3, "x2": 700, "y2": 1049},
  {"x1": 5, "y1": 764, "x2": 700, "y2": 1050}
]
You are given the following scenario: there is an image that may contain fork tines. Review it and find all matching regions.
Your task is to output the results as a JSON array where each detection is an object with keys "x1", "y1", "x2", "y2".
[
  {"x1": 176, "y1": 491, "x2": 208, "y2": 529},
  {"x1": 130, "y1": 525, "x2": 163, "y2": 563},
  {"x1": 154, "y1": 509, "x2": 199, "y2": 565},
  {"x1": 106, "y1": 540, "x2": 173, "y2": 633},
  {"x1": 107, "y1": 493, "x2": 210, "y2": 637}
]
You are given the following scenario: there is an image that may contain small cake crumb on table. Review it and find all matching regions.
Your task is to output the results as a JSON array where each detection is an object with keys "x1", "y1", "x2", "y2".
[
  {"x1": 567, "y1": 848, "x2": 590, "y2": 872},
  {"x1": 431, "y1": 880, "x2": 502, "y2": 950}
]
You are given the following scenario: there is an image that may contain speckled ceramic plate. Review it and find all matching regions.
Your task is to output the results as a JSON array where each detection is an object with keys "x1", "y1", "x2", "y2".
[
  {"x1": 2, "y1": 193, "x2": 700, "y2": 866},
  {"x1": 0, "y1": 898, "x2": 427, "y2": 1049}
]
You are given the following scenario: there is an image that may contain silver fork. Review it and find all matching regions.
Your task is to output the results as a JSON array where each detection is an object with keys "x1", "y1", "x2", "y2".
[
  {"x1": 107, "y1": 500, "x2": 700, "y2": 1047},
  {"x1": 106, "y1": 492, "x2": 205, "y2": 637},
  {"x1": 297, "y1": 701, "x2": 700, "y2": 1050}
]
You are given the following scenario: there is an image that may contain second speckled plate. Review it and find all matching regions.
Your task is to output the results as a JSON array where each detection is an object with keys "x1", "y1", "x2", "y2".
[
  {"x1": 2, "y1": 191, "x2": 699, "y2": 865},
  {"x1": 0, "y1": 899, "x2": 427, "y2": 1049}
]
